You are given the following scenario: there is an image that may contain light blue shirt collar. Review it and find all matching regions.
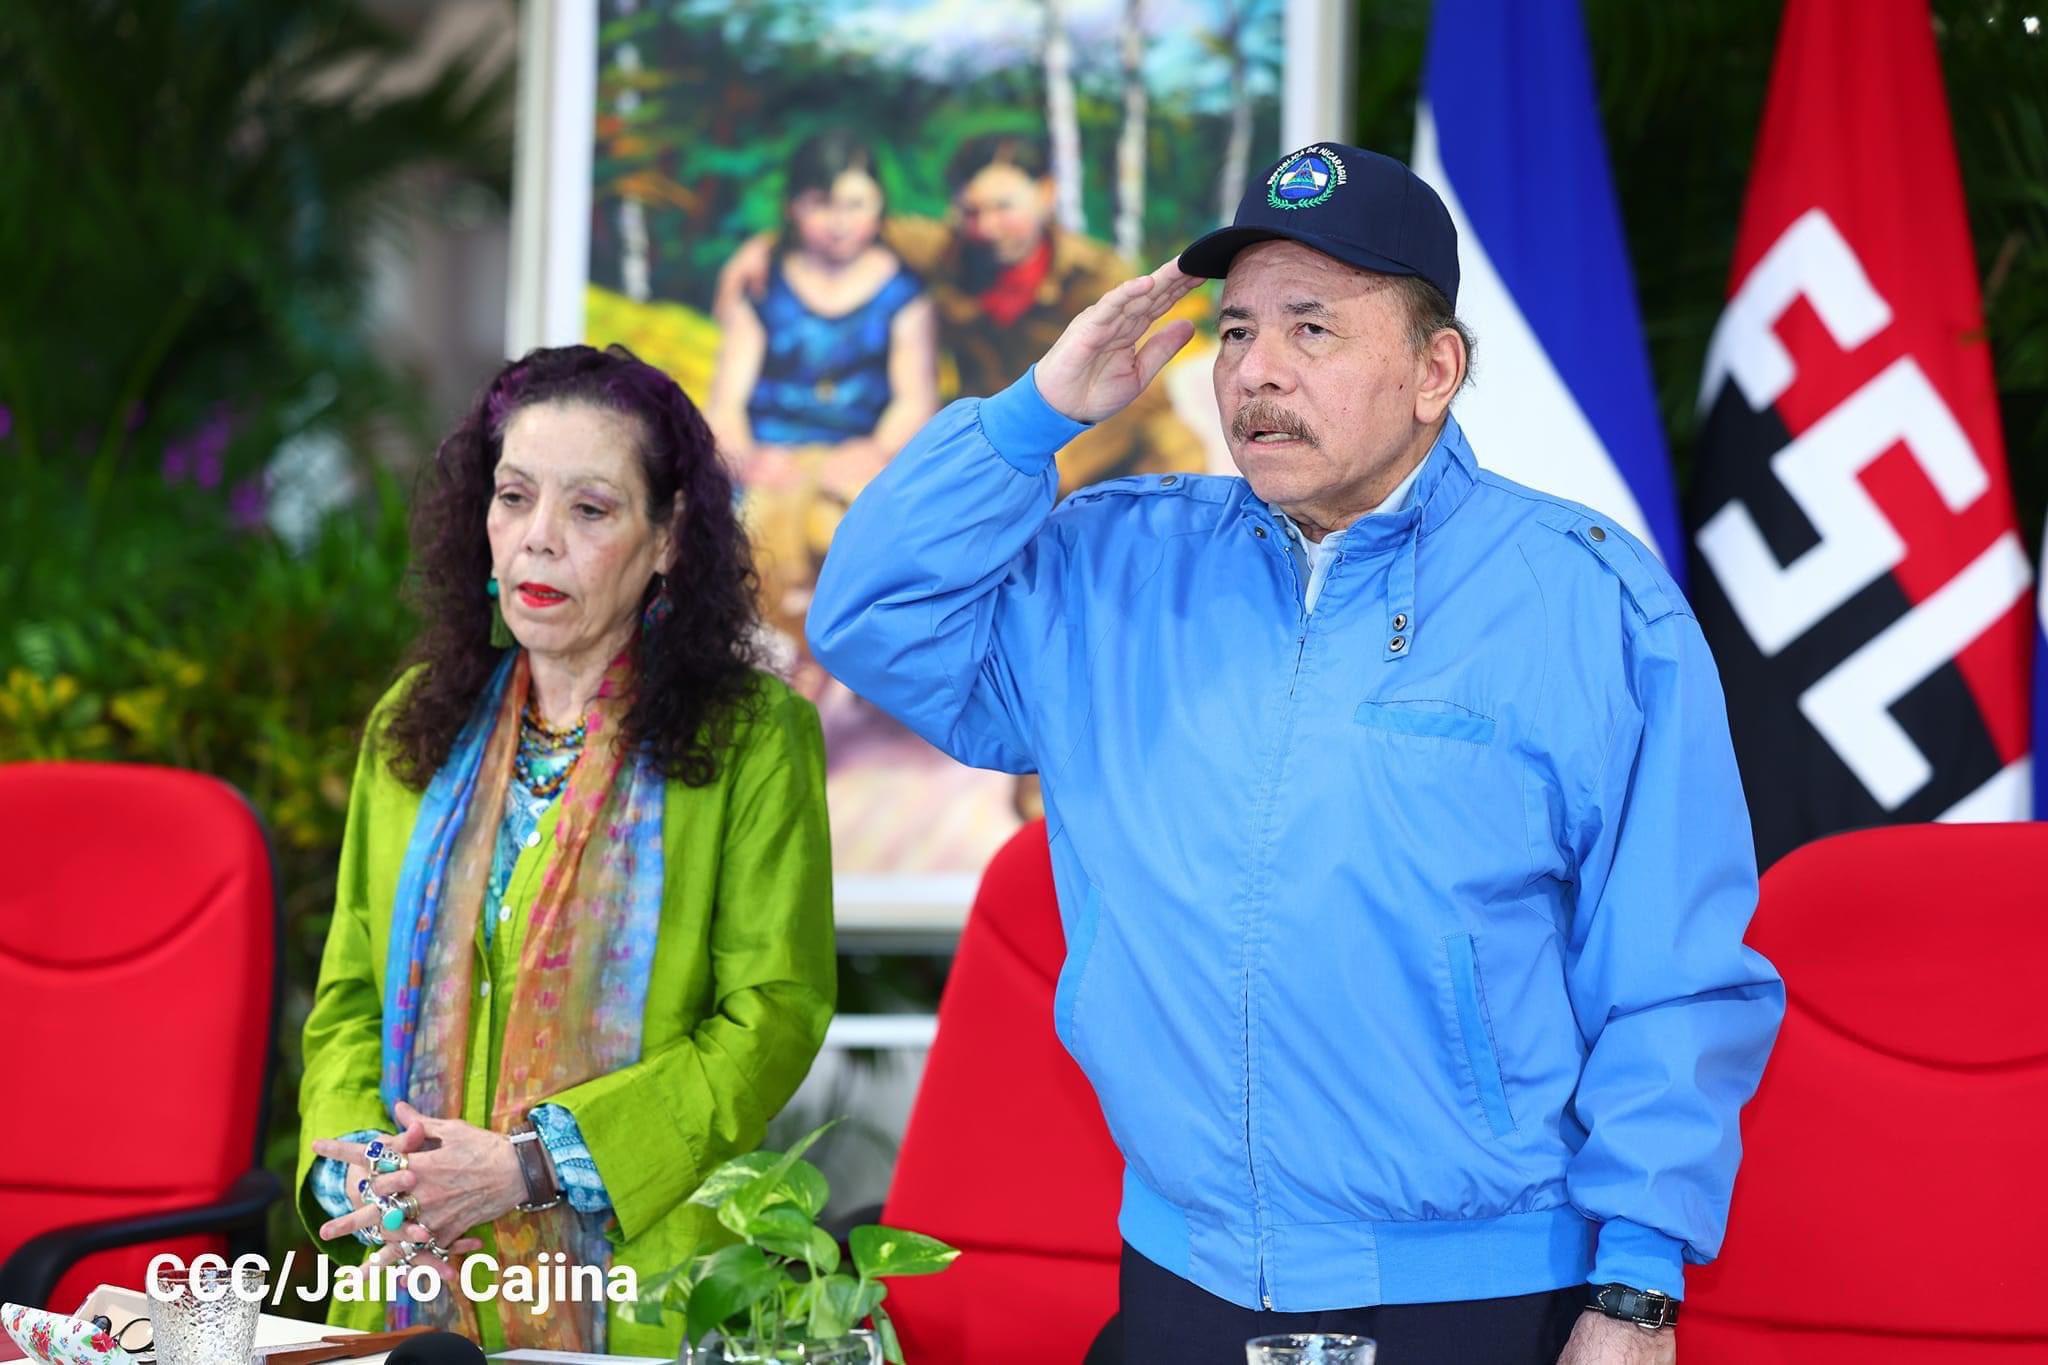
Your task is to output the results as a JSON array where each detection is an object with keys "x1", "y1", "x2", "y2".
[{"x1": 1267, "y1": 444, "x2": 1435, "y2": 613}]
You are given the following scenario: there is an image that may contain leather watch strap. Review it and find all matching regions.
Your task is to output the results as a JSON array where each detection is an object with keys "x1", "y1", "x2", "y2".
[
  {"x1": 1588, "y1": 1283, "x2": 1679, "y2": 1329},
  {"x1": 508, "y1": 1124, "x2": 563, "y2": 1212}
]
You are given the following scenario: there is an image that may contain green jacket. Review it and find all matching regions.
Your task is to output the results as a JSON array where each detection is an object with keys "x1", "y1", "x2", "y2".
[{"x1": 296, "y1": 669, "x2": 835, "y2": 1355}]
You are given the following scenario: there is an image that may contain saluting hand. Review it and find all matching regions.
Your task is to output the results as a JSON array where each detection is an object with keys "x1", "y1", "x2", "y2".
[{"x1": 1033, "y1": 258, "x2": 1201, "y2": 425}]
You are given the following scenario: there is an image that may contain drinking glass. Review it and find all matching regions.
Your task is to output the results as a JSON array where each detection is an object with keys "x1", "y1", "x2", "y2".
[
  {"x1": 684, "y1": 1331, "x2": 882, "y2": 1364},
  {"x1": 145, "y1": 1262, "x2": 264, "y2": 1365},
  {"x1": 1246, "y1": 1333, "x2": 1377, "y2": 1365}
]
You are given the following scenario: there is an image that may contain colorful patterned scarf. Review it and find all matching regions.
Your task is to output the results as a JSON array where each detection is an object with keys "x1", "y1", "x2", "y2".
[{"x1": 380, "y1": 650, "x2": 663, "y2": 1349}]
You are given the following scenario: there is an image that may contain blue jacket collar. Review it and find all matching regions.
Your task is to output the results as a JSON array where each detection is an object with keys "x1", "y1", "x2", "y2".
[{"x1": 1236, "y1": 412, "x2": 1478, "y2": 550}]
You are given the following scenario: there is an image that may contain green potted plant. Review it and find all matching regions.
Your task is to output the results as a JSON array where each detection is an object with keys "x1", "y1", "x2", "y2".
[{"x1": 631, "y1": 1123, "x2": 958, "y2": 1364}]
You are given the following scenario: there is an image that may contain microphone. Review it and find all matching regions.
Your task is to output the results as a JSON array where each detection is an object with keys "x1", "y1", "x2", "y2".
[{"x1": 383, "y1": 1332, "x2": 485, "y2": 1365}]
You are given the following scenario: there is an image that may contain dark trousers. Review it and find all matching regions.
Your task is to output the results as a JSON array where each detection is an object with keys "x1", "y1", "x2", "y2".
[{"x1": 1098, "y1": 1241, "x2": 1585, "y2": 1365}]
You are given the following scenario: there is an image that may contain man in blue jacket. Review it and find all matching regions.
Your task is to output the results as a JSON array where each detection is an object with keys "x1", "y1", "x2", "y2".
[{"x1": 810, "y1": 143, "x2": 1784, "y2": 1365}]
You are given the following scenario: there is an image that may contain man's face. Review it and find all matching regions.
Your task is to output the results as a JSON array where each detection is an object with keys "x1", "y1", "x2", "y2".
[
  {"x1": 1212, "y1": 241, "x2": 1445, "y2": 533},
  {"x1": 954, "y1": 164, "x2": 1056, "y2": 265}
]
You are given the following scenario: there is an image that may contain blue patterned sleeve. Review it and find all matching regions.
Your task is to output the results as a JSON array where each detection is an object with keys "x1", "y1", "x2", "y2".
[
  {"x1": 309, "y1": 1128, "x2": 389, "y2": 1246},
  {"x1": 530, "y1": 1103, "x2": 613, "y2": 1215}
]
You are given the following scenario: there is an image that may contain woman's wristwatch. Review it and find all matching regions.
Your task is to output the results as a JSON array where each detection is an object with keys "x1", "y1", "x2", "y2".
[
  {"x1": 1587, "y1": 1283, "x2": 1679, "y2": 1330},
  {"x1": 508, "y1": 1124, "x2": 564, "y2": 1212}
]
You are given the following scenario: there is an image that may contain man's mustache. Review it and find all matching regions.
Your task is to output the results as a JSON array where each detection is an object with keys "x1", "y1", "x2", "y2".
[{"x1": 1232, "y1": 401, "x2": 1319, "y2": 447}]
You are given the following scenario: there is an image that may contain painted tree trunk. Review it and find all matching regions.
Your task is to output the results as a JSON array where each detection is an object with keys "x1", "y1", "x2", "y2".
[
  {"x1": 1115, "y1": 0, "x2": 1148, "y2": 263},
  {"x1": 614, "y1": 0, "x2": 651, "y2": 303},
  {"x1": 1219, "y1": 2, "x2": 1254, "y2": 224},
  {"x1": 1043, "y1": 0, "x2": 1087, "y2": 236}
]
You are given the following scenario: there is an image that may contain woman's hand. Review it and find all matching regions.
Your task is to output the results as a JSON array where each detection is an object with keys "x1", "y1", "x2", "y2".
[
  {"x1": 315, "y1": 1116, "x2": 427, "y2": 1246},
  {"x1": 1033, "y1": 258, "x2": 1200, "y2": 424},
  {"x1": 817, "y1": 437, "x2": 888, "y2": 502},
  {"x1": 313, "y1": 1100, "x2": 524, "y2": 1271}
]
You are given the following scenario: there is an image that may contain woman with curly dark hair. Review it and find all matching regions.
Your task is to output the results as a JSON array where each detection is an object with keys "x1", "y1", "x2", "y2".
[{"x1": 292, "y1": 345, "x2": 834, "y2": 1357}]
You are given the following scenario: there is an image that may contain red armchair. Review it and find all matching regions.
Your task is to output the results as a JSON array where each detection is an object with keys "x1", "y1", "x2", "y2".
[
  {"x1": 879, "y1": 819, "x2": 1124, "y2": 1364},
  {"x1": 0, "y1": 763, "x2": 281, "y2": 1311},
  {"x1": 1683, "y1": 821, "x2": 2048, "y2": 1361}
]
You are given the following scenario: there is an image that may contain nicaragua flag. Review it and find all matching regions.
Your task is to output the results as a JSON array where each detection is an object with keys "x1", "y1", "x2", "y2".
[{"x1": 1412, "y1": 0, "x2": 1683, "y2": 580}]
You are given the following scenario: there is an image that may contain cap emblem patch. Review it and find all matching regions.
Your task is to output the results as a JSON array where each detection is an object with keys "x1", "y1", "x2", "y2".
[{"x1": 1266, "y1": 145, "x2": 1347, "y2": 210}]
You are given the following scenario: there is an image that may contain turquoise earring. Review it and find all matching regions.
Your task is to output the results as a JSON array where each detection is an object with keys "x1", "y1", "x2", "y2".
[{"x1": 486, "y1": 576, "x2": 515, "y2": 649}]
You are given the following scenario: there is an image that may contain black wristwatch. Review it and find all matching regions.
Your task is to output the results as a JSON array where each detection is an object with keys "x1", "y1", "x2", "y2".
[{"x1": 1587, "y1": 1283, "x2": 1679, "y2": 1330}]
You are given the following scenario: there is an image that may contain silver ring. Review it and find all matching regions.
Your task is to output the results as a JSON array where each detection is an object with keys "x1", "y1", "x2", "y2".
[{"x1": 397, "y1": 1241, "x2": 421, "y2": 1265}]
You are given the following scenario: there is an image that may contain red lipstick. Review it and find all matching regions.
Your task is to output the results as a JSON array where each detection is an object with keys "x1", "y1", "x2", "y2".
[{"x1": 517, "y1": 582, "x2": 568, "y2": 609}]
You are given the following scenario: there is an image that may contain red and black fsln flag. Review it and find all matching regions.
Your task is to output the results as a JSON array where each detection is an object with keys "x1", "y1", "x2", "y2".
[{"x1": 1688, "y1": 0, "x2": 2034, "y2": 870}]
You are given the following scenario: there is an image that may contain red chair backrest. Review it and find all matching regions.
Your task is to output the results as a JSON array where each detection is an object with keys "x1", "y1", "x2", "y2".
[
  {"x1": 879, "y1": 820, "x2": 1123, "y2": 1363},
  {"x1": 0, "y1": 763, "x2": 277, "y2": 1310},
  {"x1": 1684, "y1": 821, "x2": 2048, "y2": 1362}
]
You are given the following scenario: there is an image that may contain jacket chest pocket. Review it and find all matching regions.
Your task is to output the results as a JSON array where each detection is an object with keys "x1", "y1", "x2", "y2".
[
  {"x1": 1345, "y1": 694, "x2": 1542, "y2": 900},
  {"x1": 1354, "y1": 697, "x2": 1496, "y2": 745}
]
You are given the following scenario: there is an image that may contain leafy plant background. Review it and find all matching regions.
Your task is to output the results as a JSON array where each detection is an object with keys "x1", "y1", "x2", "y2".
[
  {"x1": 1, "y1": 0, "x2": 2041, "y2": 1319},
  {"x1": 0, "y1": 0, "x2": 511, "y2": 1307}
]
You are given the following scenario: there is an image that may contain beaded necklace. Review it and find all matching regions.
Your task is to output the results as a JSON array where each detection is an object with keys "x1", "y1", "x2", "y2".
[{"x1": 514, "y1": 697, "x2": 586, "y2": 799}]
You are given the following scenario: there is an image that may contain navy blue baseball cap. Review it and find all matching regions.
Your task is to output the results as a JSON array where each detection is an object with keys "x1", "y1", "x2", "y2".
[{"x1": 1178, "y1": 142, "x2": 1460, "y2": 307}]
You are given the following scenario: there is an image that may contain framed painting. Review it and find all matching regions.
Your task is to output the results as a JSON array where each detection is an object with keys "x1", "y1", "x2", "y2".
[{"x1": 508, "y1": 0, "x2": 1351, "y2": 932}]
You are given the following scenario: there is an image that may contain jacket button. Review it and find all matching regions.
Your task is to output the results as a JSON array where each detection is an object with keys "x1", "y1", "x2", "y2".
[
  {"x1": 1589, "y1": 526, "x2": 1608, "y2": 542},
  {"x1": 1161, "y1": 475, "x2": 1178, "y2": 487},
  {"x1": 1392, "y1": 613, "x2": 1408, "y2": 631},
  {"x1": 1390, "y1": 636, "x2": 1407, "y2": 652},
  {"x1": 1253, "y1": 526, "x2": 1268, "y2": 539}
]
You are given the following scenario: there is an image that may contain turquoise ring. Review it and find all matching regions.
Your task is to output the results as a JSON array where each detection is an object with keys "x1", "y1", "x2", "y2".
[
  {"x1": 373, "y1": 1153, "x2": 406, "y2": 1174},
  {"x1": 381, "y1": 1203, "x2": 405, "y2": 1232}
]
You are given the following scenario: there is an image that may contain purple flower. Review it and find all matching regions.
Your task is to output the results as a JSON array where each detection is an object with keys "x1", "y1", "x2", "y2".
[
  {"x1": 228, "y1": 476, "x2": 267, "y2": 531},
  {"x1": 160, "y1": 408, "x2": 233, "y2": 485},
  {"x1": 0, "y1": 405, "x2": 12, "y2": 442}
]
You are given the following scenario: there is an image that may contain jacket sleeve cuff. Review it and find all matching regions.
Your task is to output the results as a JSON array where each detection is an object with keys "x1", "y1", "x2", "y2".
[
  {"x1": 977, "y1": 367, "x2": 1089, "y2": 475},
  {"x1": 1589, "y1": 1219, "x2": 1688, "y2": 1300},
  {"x1": 308, "y1": 1128, "x2": 386, "y2": 1222},
  {"x1": 530, "y1": 1101, "x2": 614, "y2": 1216}
]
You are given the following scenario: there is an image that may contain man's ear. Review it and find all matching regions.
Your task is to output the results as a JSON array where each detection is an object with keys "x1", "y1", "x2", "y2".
[
  {"x1": 1413, "y1": 328, "x2": 1465, "y2": 425},
  {"x1": 1035, "y1": 177, "x2": 1059, "y2": 216}
]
